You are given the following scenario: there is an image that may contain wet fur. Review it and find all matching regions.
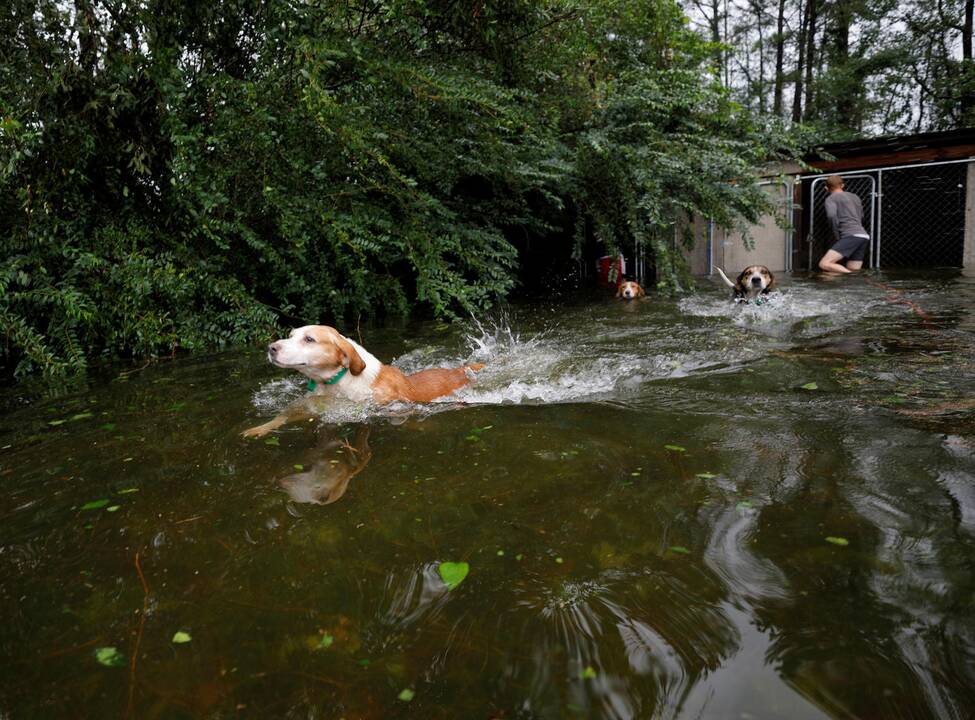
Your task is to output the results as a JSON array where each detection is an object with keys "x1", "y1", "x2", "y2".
[
  {"x1": 242, "y1": 325, "x2": 483, "y2": 437},
  {"x1": 616, "y1": 281, "x2": 646, "y2": 300},
  {"x1": 715, "y1": 266, "x2": 775, "y2": 301}
]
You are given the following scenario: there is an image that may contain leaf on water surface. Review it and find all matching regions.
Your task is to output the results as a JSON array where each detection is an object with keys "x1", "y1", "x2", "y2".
[
  {"x1": 80, "y1": 499, "x2": 110, "y2": 510},
  {"x1": 293, "y1": 464, "x2": 304, "y2": 471},
  {"x1": 825, "y1": 536, "x2": 849, "y2": 546},
  {"x1": 101, "y1": 423, "x2": 116, "y2": 431},
  {"x1": 800, "y1": 382, "x2": 819, "y2": 390},
  {"x1": 496, "y1": 550, "x2": 504, "y2": 556},
  {"x1": 696, "y1": 472, "x2": 717, "y2": 479},
  {"x1": 71, "y1": 412, "x2": 94, "y2": 421},
  {"x1": 106, "y1": 505, "x2": 121, "y2": 512},
  {"x1": 316, "y1": 633, "x2": 334, "y2": 650},
  {"x1": 669, "y1": 546, "x2": 691, "y2": 554},
  {"x1": 664, "y1": 444, "x2": 686, "y2": 452},
  {"x1": 736, "y1": 501, "x2": 753, "y2": 510},
  {"x1": 264, "y1": 437, "x2": 280, "y2": 446},
  {"x1": 630, "y1": 471, "x2": 640, "y2": 476},
  {"x1": 464, "y1": 434, "x2": 480, "y2": 441},
  {"x1": 438, "y1": 561, "x2": 469, "y2": 590},
  {"x1": 580, "y1": 666, "x2": 598, "y2": 680},
  {"x1": 118, "y1": 488, "x2": 139, "y2": 494},
  {"x1": 172, "y1": 631, "x2": 192, "y2": 644},
  {"x1": 398, "y1": 688, "x2": 416, "y2": 702},
  {"x1": 49, "y1": 419, "x2": 67, "y2": 426},
  {"x1": 515, "y1": 554, "x2": 524, "y2": 561},
  {"x1": 358, "y1": 659, "x2": 370, "y2": 667},
  {"x1": 94, "y1": 647, "x2": 125, "y2": 667}
]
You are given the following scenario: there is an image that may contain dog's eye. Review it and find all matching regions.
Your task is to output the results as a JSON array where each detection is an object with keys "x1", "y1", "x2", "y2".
[{"x1": 304, "y1": 336, "x2": 315, "y2": 343}]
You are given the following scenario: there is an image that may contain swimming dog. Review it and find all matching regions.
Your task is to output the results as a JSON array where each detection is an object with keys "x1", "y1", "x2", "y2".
[
  {"x1": 242, "y1": 325, "x2": 483, "y2": 437},
  {"x1": 616, "y1": 280, "x2": 646, "y2": 300},
  {"x1": 715, "y1": 266, "x2": 775, "y2": 303}
]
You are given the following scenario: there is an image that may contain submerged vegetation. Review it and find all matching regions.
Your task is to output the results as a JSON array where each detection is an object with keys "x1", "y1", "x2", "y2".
[{"x1": 1, "y1": 0, "x2": 809, "y2": 378}]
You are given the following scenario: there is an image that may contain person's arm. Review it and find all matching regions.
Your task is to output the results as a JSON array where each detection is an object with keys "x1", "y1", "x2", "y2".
[{"x1": 825, "y1": 196, "x2": 840, "y2": 240}]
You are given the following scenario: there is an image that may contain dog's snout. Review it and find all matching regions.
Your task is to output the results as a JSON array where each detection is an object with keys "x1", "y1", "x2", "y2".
[
  {"x1": 750, "y1": 276, "x2": 762, "y2": 286},
  {"x1": 268, "y1": 341, "x2": 279, "y2": 356}
]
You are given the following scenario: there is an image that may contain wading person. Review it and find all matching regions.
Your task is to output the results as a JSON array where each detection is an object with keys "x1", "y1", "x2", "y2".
[{"x1": 818, "y1": 175, "x2": 870, "y2": 274}]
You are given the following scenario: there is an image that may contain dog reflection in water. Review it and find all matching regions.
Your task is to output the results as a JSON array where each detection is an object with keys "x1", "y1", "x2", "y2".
[{"x1": 278, "y1": 425, "x2": 371, "y2": 505}]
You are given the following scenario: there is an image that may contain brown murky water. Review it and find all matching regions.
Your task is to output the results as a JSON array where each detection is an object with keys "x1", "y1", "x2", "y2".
[{"x1": 2, "y1": 271, "x2": 975, "y2": 719}]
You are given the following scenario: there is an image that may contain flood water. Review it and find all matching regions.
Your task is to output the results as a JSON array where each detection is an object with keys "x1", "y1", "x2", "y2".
[{"x1": 2, "y1": 271, "x2": 975, "y2": 719}]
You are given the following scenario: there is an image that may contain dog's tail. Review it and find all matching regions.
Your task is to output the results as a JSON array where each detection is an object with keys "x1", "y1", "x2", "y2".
[{"x1": 714, "y1": 267, "x2": 736, "y2": 289}]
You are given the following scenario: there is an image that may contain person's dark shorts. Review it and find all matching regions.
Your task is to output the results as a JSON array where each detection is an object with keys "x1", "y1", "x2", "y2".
[{"x1": 831, "y1": 234, "x2": 870, "y2": 261}]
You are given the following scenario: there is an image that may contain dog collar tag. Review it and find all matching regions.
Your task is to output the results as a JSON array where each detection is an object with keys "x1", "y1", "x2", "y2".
[{"x1": 308, "y1": 367, "x2": 348, "y2": 392}]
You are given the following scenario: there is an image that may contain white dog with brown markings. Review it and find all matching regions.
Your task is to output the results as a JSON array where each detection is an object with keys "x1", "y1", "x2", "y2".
[
  {"x1": 715, "y1": 266, "x2": 775, "y2": 303},
  {"x1": 242, "y1": 325, "x2": 483, "y2": 438},
  {"x1": 616, "y1": 281, "x2": 645, "y2": 300}
]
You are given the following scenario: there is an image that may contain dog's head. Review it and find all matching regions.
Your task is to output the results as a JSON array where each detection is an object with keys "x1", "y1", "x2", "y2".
[
  {"x1": 267, "y1": 325, "x2": 366, "y2": 379},
  {"x1": 735, "y1": 266, "x2": 775, "y2": 296},
  {"x1": 616, "y1": 281, "x2": 646, "y2": 300}
]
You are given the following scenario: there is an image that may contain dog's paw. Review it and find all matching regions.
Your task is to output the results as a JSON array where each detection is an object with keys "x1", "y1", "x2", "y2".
[{"x1": 241, "y1": 425, "x2": 270, "y2": 439}]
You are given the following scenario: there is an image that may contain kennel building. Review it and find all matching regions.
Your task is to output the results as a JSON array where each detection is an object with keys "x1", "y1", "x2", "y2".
[{"x1": 682, "y1": 127, "x2": 975, "y2": 275}]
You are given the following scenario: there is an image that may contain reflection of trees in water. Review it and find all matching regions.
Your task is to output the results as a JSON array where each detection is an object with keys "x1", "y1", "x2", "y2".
[{"x1": 708, "y1": 414, "x2": 975, "y2": 718}]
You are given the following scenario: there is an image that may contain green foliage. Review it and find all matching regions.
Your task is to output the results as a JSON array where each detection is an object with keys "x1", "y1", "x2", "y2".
[{"x1": 0, "y1": 0, "x2": 806, "y2": 378}]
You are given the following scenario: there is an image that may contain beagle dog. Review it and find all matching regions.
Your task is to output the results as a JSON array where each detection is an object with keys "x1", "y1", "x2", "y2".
[
  {"x1": 242, "y1": 325, "x2": 483, "y2": 438},
  {"x1": 715, "y1": 266, "x2": 775, "y2": 303},
  {"x1": 616, "y1": 280, "x2": 646, "y2": 300}
]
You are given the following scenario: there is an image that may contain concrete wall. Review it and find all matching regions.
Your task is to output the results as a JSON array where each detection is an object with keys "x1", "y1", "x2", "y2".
[{"x1": 681, "y1": 181, "x2": 793, "y2": 276}]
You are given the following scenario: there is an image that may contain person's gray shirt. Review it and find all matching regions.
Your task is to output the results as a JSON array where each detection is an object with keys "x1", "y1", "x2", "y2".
[{"x1": 824, "y1": 190, "x2": 868, "y2": 240}]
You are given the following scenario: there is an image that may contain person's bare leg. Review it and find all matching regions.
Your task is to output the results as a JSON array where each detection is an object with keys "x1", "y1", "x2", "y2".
[
  {"x1": 846, "y1": 260, "x2": 863, "y2": 271},
  {"x1": 819, "y1": 250, "x2": 850, "y2": 273}
]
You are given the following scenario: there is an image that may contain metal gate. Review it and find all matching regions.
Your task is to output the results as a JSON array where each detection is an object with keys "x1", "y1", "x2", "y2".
[
  {"x1": 808, "y1": 174, "x2": 877, "y2": 270},
  {"x1": 802, "y1": 159, "x2": 971, "y2": 269}
]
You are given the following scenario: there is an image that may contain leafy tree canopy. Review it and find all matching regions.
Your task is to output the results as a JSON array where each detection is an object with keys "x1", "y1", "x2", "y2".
[{"x1": 1, "y1": 0, "x2": 807, "y2": 378}]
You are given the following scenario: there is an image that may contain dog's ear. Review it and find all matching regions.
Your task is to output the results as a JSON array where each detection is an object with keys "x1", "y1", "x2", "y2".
[
  {"x1": 332, "y1": 333, "x2": 366, "y2": 375},
  {"x1": 734, "y1": 270, "x2": 747, "y2": 293},
  {"x1": 637, "y1": 284, "x2": 646, "y2": 297},
  {"x1": 765, "y1": 270, "x2": 776, "y2": 292},
  {"x1": 615, "y1": 284, "x2": 623, "y2": 298}
]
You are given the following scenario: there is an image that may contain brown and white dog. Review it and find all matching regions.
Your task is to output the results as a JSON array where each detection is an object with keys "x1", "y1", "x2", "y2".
[
  {"x1": 242, "y1": 325, "x2": 482, "y2": 438},
  {"x1": 715, "y1": 266, "x2": 775, "y2": 302},
  {"x1": 616, "y1": 280, "x2": 646, "y2": 300}
]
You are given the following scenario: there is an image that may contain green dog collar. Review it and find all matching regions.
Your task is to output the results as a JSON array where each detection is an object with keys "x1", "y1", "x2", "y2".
[{"x1": 306, "y1": 367, "x2": 348, "y2": 391}]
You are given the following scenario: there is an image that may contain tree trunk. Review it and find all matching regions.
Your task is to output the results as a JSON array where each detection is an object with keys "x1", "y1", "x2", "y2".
[
  {"x1": 773, "y1": 0, "x2": 786, "y2": 116},
  {"x1": 803, "y1": 0, "x2": 818, "y2": 121},
  {"x1": 791, "y1": 0, "x2": 806, "y2": 122}
]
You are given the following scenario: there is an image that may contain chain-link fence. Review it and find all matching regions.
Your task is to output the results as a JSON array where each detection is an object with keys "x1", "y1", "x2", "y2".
[
  {"x1": 808, "y1": 175, "x2": 875, "y2": 269},
  {"x1": 804, "y1": 160, "x2": 970, "y2": 269},
  {"x1": 878, "y1": 163, "x2": 967, "y2": 267}
]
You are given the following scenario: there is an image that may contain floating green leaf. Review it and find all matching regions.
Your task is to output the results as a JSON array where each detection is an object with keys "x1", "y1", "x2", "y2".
[
  {"x1": 80, "y1": 499, "x2": 110, "y2": 510},
  {"x1": 264, "y1": 436, "x2": 280, "y2": 446},
  {"x1": 118, "y1": 488, "x2": 139, "y2": 494},
  {"x1": 438, "y1": 561, "x2": 469, "y2": 590},
  {"x1": 825, "y1": 536, "x2": 849, "y2": 546},
  {"x1": 398, "y1": 688, "x2": 416, "y2": 702},
  {"x1": 496, "y1": 550, "x2": 504, "y2": 556},
  {"x1": 800, "y1": 382, "x2": 819, "y2": 391},
  {"x1": 94, "y1": 647, "x2": 125, "y2": 667},
  {"x1": 669, "y1": 546, "x2": 691, "y2": 554},
  {"x1": 49, "y1": 419, "x2": 67, "y2": 426},
  {"x1": 101, "y1": 423, "x2": 117, "y2": 431},
  {"x1": 580, "y1": 666, "x2": 598, "y2": 680},
  {"x1": 464, "y1": 434, "x2": 480, "y2": 441},
  {"x1": 293, "y1": 464, "x2": 304, "y2": 471},
  {"x1": 172, "y1": 631, "x2": 192, "y2": 644},
  {"x1": 696, "y1": 472, "x2": 717, "y2": 479},
  {"x1": 106, "y1": 505, "x2": 121, "y2": 513},
  {"x1": 317, "y1": 633, "x2": 334, "y2": 649},
  {"x1": 664, "y1": 444, "x2": 686, "y2": 452},
  {"x1": 71, "y1": 412, "x2": 94, "y2": 421},
  {"x1": 736, "y1": 501, "x2": 753, "y2": 510}
]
